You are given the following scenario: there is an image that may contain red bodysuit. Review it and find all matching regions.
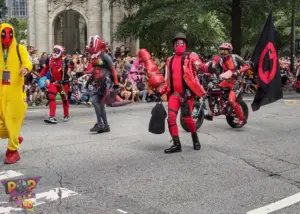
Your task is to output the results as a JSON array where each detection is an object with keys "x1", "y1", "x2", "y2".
[
  {"x1": 40, "y1": 57, "x2": 69, "y2": 119},
  {"x1": 166, "y1": 53, "x2": 203, "y2": 137},
  {"x1": 138, "y1": 35, "x2": 207, "y2": 153},
  {"x1": 214, "y1": 54, "x2": 250, "y2": 122}
]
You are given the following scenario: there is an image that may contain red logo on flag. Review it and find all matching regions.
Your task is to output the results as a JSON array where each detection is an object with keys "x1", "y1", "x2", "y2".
[{"x1": 258, "y1": 42, "x2": 277, "y2": 85}]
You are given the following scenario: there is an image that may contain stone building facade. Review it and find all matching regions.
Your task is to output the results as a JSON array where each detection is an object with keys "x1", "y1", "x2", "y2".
[{"x1": 27, "y1": 0, "x2": 138, "y2": 54}]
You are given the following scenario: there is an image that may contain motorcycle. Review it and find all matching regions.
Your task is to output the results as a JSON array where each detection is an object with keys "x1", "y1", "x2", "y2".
[{"x1": 180, "y1": 73, "x2": 249, "y2": 131}]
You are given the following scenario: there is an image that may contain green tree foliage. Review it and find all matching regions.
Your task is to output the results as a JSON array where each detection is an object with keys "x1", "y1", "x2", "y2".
[
  {"x1": 0, "y1": 0, "x2": 7, "y2": 20},
  {"x1": 112, "y1": 0, "x2": 294, "y2": 56},
  {"x1": 7, "y1": 18, "x2": 27, "y2": 42},
  {"x1": 112, "y1": 0, "x2": 228, "y2": 56}
]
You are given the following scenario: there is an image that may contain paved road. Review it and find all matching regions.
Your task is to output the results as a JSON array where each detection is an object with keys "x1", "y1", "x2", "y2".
[{"x1": 1, "y1": 95, "x2": 300, "y2": 214}]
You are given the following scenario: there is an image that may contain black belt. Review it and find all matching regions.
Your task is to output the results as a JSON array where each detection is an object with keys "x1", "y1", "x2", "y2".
[{"x1": 50, "y1": 80, "x2": 69, "y2": 84}]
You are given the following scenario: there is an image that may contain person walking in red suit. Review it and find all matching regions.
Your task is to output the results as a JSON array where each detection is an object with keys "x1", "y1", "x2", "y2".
[
  {"x1": 204, "y1": 43, "x2": 250, "y2": 125},
  {"x1": 140, "y1": 33, "x2": 208, "y2": 153},
  {"x1": 40, "y1": 45, "x2": 70, "y2": 124}
]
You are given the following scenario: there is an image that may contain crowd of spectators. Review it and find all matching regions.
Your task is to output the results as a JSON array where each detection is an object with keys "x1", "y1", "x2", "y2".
[
  {"x1": 24, "y1": 45, "x2": 167, "y2": 107},
  {"x1": 24, "y1": 45, "x2": 300, "y2": 107}
]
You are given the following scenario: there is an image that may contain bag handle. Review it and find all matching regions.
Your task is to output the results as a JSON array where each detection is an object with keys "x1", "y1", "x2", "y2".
[
  {"x1": 16, "y1": 43, "x2": 22, "y2": 65},
  {"x1": 155, "y1": 92, "x2": 162, "y2": 104}
]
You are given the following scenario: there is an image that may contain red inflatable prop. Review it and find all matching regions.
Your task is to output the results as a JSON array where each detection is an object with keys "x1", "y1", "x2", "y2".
[{"x1": 138, "y1": 49, "x2": 165, "y2": 88}]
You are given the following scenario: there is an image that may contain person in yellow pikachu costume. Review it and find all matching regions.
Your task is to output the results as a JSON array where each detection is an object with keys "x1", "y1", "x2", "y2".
[{"x1": 0, "y1": 23, "x2": 32, "y2": 164}]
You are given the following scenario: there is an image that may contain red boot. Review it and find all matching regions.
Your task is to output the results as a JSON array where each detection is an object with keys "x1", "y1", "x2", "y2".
[
  {"x1": 6, "y1": 137, "x2": 23, "y2": 156},
  {"x1": 4, "y1": 137, "x2": 23, "y2": 164},
  {"x1": 18, "y1": 137, "x2": 23, "y2": 144},
  {"x1": 4, "y1": 150, "x2": 20, "y2": 164}
]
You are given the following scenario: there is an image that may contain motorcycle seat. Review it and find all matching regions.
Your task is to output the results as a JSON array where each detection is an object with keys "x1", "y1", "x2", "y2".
[
  {"x1": 210, "y1": 86, "x2": 223, "y2": 92},
  {"x1": 210, "y1": 87, "x2": 230, "y2": 92}
]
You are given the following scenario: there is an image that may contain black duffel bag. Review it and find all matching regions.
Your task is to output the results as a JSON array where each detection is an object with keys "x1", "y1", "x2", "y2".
[{"x1": 148, "y1": 101, "x2": 167, "y2": 134}]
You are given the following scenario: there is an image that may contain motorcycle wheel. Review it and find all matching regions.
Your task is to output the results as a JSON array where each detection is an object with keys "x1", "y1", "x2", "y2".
[
  {"x1": 180, "y1": 106, "x2": 205, "y2": 132},
  {"x1": 226, "y1": 99, "x2": 249, "y2": 128}
]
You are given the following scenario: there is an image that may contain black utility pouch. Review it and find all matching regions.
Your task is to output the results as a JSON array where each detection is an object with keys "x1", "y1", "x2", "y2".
[
  {"x1": 180, "y1": 95, "x2": 191, "y2": 117},
  {"x1": 95, "y1": 79, "x2": 105, "y2": 97}
]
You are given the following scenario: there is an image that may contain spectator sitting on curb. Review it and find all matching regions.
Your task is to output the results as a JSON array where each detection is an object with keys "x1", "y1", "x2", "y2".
[
  {"x1": 70, "y1": 78, "x2": 90, "y2": 105},
  {"x1": 29, "y1": 79, "x2": 44, "y2": 106}
]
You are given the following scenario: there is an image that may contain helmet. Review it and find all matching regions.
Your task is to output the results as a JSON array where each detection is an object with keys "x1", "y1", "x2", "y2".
[
  {"x1": 219, "y1": 43, "x2": 233, "y2": 58},
  {"x1": 52, "y1": 45, "x2": 65, "y2": 59},
  {"x1": 219, "y1": 43, "x2": 233, "y2": 51},
  {"x1": 173, "y1": 32, "x2": 187, "y2": 44},
  {"x1": 88, "y1": 35, "x2": 106, "y2": 54}
]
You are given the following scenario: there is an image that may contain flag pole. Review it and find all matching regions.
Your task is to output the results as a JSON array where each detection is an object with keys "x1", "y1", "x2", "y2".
[{"x1": 290, "y1": 0, "x2": 296, "y2": 74}]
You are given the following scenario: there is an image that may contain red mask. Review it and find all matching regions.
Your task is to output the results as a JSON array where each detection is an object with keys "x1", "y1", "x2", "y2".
[
  {"x1": 173, "y1": 39, "x2": 186, "y2": 55},
  {"x1": 89, "y1": 37, "x2": 104, "y2": 54},
  {"x1": 1, "y1": 27, "x2": 13, "y2": 47}
]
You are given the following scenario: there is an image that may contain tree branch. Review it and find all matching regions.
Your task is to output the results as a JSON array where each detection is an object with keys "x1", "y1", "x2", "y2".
[{"x1": 217, "y1": 9, "x2": 231, "y2": 15}]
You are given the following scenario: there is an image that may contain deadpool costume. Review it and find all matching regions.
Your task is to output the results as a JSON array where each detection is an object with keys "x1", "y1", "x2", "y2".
[
  {"x1": 205, "y1": 43, "x2": 250, "y2": 125},
  {"x1": 0, "y1": 23, "x2": 32, "y2": 164},
  {"x1": 139, "y1": 33, "x2": 208, "y2": 153},
  {"x1": 84, "y1": 35, "x2": 118, "y2": 133},
  {"x1": 40, "y1": 45, "x2": 70, "y2": 124}
]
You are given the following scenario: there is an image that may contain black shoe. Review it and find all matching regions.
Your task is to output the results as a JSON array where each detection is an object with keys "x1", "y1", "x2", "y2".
[
  {"x1": 164, "y1": 136, "x2": 182, "y2": 154},
  {"x1": 90, "y1": 123, "x2": 101, "y2": 132},
  {"x1": 204, "y1": 115, "x2": 213, "y2": 121},
  {"x1": 98, "y1": 125, "x2": 110, "y2": 133},
  {"x1": 44, "y1": 117, "x2": 57, "y2": 124},
  {"x1": 191, "y1": 132, "x2": 201, "y2": 150}
]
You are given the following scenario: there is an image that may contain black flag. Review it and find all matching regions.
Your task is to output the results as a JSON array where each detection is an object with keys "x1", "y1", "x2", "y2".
[{"x1": 251, "y1": 11, "x2": 283, "y2": 111}]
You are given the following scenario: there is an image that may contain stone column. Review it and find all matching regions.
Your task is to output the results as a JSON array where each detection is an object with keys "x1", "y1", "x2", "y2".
[
  {"x1": 79, "y1": 17, "x2": 86, "y2": 53},
  {"x1": 111, "y1": 4, "x2": 124, "y2": 51},
  {"x1": 34, "y1": 0, "x2": 49, "y2": 53},
  {"x1": 27, "y1": 0, "x2": 35, "y2": 48},
  {"x1": 128, "y1": 6, "x2": 139, "y2": 54},
  {"x1": 101, "y1": 0, "x2": 111, "y2": 43},
  {"x1": 87, "y1": 0, "x2": 102, "y2": 38},
  {"x1": 130, "y1": 39, "x2": 140, "y2": 55}
]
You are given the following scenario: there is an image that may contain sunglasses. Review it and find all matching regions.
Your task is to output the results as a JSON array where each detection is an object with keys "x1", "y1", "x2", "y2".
[{"x1": 219, "y1": 49, "x2": 229, "y2": 55}]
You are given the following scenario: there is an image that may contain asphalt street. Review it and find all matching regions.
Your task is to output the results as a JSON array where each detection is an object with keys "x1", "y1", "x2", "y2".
[{"x1": 1, "y1": 93, "x2": 300, "y2": 214}]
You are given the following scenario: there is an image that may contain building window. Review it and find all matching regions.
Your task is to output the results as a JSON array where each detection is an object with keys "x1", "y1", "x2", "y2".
[{"x1": 11, "y1": 0, "x2": 27, "y2": 17}]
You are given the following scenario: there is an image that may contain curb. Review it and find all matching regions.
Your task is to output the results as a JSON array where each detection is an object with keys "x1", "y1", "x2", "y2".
[{"x1": 27, "y1": 92, "x2": 300, "y2": 110}]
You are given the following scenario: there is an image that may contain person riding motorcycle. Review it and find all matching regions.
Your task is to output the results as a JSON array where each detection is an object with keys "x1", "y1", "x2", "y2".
[{"x1": 204, "y1": 43, "x2": 250, "y2": 125}]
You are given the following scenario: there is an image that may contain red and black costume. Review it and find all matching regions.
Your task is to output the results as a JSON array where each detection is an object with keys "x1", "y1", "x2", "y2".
[
  {"x1": 139, "y1": 33, "x2": 208, "y2": 153},
  {"x1": 205, "y1": 43, "x2": 250, "y2": 124},
  {"x1": 84, "y1": 35, "x2": 119, "y2": 133},
  {"x1": 40, "y1": 45, "x2": 70, "y2": 124}
]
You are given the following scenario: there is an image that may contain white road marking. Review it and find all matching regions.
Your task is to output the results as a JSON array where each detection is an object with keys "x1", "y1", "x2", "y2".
[
  {"x1": 26, "y1": 110, "x2": 41, "y2": 113},
  {"x1": 0, "y1": 171, "x2": 23, "y2": 181},
  {"x1": 0, "y1": 207, "x2": 22, "y2": 213},
  {"x1": 117, "y1": 209, "x2": 128, "y2": 213},
  {"x1": 0, "y1": 188, "x2": 78, "y2": 213},
  {"x1": 247, "y1": 192, "x2": 300, "y2": 214},
  {"x1": 283, "y1": 99, "x2": 297, "y2": 102},
  {"x1": 35, "y1": 188, "x2": 78, "y2": 201}
]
